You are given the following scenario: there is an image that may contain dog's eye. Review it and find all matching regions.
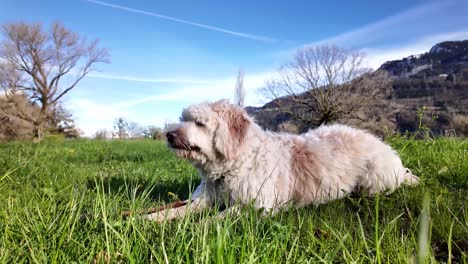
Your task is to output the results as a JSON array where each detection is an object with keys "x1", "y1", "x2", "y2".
[{"x1": 195, "y1": 121, "x2": 205, "y2": 127}]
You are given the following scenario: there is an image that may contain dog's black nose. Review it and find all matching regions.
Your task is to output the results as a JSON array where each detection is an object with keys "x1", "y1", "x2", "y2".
[{"x1": 166, "y1": 131, "x2": 177, "y2": 143}]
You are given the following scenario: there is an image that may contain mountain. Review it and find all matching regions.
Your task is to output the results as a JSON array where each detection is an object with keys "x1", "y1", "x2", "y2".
[
  {"x1": 246, "y1": 40, "x2": 468, "y2": 137},
  {"x1": 380, "y1": 40, "x2": 468, "y2": 79}
]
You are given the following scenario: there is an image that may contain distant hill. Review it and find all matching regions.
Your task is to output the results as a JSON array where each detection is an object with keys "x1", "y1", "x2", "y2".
[
  {"x1": 380, "y1": 40, "x2": 468, "y2": 78},
  {"x1": 247, "y1": 40, "x2": 468, "y2": 137}
]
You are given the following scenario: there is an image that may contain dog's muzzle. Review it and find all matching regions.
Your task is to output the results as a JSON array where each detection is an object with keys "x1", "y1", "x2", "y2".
[
  {"x1": 166, "y1": 130, "x2": 200, "y2": 152},
  {"x1": 166, "y1": 131, "x2": 178, "y2": 146}
]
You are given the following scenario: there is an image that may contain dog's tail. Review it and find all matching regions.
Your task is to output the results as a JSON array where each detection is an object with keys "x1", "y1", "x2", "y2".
[{"x1": 403, "y1": 168, "x2": 420, "y2": 185}]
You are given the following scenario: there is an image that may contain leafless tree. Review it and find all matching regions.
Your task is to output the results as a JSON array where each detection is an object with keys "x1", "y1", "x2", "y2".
[
  {"x1": 114, "y1": 117, "x2": 129, "y2": 139},
  {"x1": 234, "y1": 69, "x2": 245, "y2": 107},
  {"x1": 0, "y1": 22, "x2": 109, "y2": 140},
  {"x1": 49, "y1": 105, "x2": 82, "y2": 138},
  {"x1": 0, "y1": 62, "x2": 38, "y2": 140},
  {"x1": 261, "y1": 45, "x2": 394, "y2": 129},
  {"x1": 48, "y1": 104, "x2": 73, "y2": 129},
  {"x1": 1, "y1": 62, "x2": 82, "y2": 140},
  {"x1": 127, "y1": 121, "x2": 145, "y2": 138},
  {"x1": 0, "y1": 61, "x2": 24, "y2": 96},
  {"x1": 111, "y1": 118, "x2": 147, "y2": 139},
  {"x1": 94, "y1": 129, "x2": 109, "y2": 140}
]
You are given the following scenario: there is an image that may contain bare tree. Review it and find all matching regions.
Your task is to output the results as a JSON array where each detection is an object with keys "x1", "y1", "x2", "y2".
[
  {"x1": 0, "y1": 61, "x2": 39, "y2": 141},
  {"x1": 261, "y1": 45, "x2": 393, "y2": 128},
  {"x1": 49, "y1": 105, "x2": 82, "y2": 138},
  {"x1": 0, "y1": 61, "x2": 81, "y2": 140},
  {"x1": 48, "y1": 105, "x2": 72, "y2": 129},
  {"x1": 127, "y1": 121, "x2": 145, "y2": 138},
  {"x1": 234, "y1": 69, "x2": 245, "y2": 107},
  {"x1": 0, "y1": 61, "x2": 24, "y2": 96},
  {"x1": 114, "y1": 117, "x2": 129, "y2": 139},
  {"x1": 111, "y1": 118, "x2": 147, "y2": 139},
  {"x1": 0, "y1": 22, "x2": 109, "y2": 140},
  {"x1": 94, "y1": 129, "x2": 109, "y2": 140}
]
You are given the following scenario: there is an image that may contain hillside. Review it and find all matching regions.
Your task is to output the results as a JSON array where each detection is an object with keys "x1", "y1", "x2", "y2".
[
  {"x1": 247, "y1": 40, "x2": 468, "y2": 136},
  {"x1": 380, "y1": 40, "x2": 468, "y2": 79}
]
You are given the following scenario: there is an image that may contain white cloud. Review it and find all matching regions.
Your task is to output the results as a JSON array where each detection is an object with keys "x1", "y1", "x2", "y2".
[
  {"x1": 119, "y1": 71, "x2": 275, "y2": 108},
  {"x1": 87, "y1": 72, "x2": 215, "y2": 84},
  {"x1": 67, "y1": 98, "x2": 128, "y2": 137},
  {"x1": 284, "y1": 0, "x2": 468, "y2": 71},
  {"x1": 305, "y1": 0, "x2": 467, "y2": 48},
  {"x1": 84, "y1": 0, "x2": 278, "y2": 43},
  {"x1": 278, "y1": 0, "x2": 468, "y2": 70},
  {"x1": 68, "y1": 98, "x2": 174, "y2": 137}
]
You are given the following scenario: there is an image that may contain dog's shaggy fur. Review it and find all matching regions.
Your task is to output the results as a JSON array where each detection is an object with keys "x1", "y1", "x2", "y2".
[{"x1": 147, "y1": 100, "x2": 419, "y2": 221}]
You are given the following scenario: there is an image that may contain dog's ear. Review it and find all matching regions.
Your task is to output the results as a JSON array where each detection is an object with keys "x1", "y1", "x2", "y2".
[{"x1": 214, "y1": 105, "x2": 250, "y2": 160}]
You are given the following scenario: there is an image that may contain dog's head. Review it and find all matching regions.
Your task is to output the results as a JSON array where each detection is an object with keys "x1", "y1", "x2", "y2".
[{"x1": 166, "y1": 100, "x2": 250, "y2": 164}]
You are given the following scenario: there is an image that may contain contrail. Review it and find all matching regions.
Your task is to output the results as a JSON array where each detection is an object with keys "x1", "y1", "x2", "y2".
[{"x1": 84, "y1": 0, "x2": 278, "y2": 43}]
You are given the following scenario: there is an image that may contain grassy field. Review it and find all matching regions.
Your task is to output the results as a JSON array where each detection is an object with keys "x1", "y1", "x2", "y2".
[{"x1": 0, "y1": 137, "x2": 467, "y2": 263}]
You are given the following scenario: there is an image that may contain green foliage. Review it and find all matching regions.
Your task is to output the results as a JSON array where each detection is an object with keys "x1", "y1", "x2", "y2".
[{"x1": 0, "y1": 138, "x2": 467, "y2": 263}]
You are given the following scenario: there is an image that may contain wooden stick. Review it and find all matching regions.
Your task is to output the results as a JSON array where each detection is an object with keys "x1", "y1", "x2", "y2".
[{"x1": 121, "y1": 200, "x2": 190, "y2": 217}]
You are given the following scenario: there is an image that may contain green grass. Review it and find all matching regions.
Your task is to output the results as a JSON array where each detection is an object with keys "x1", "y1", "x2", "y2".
[{"x1": 0, "y1": 137, "x2": 467, "y2": 263}]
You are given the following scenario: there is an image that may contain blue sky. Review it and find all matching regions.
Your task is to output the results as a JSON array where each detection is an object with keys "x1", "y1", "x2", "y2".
[{"x1": 1, "y1": 0, "x2": 468, "y2": 136}]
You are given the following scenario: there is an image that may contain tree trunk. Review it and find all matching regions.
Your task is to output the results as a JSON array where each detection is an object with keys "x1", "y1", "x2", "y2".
[
  {"x1": 33, "y1": 106, "x2": 48, "y2": 142},
  {"x1": 33, "y1": 122, "x2": 43, "y2": 142}
]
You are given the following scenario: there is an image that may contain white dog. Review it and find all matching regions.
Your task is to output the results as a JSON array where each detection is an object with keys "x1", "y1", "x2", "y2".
[{"x1": 146, "y1": 100, "x2": 419, "y2": 221}]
